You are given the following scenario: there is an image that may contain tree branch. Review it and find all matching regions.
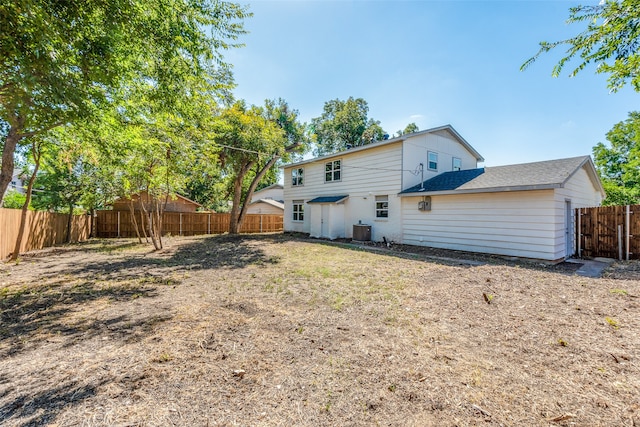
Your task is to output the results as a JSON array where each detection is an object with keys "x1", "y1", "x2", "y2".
[{"x1": 17, "y1": 121, "x2": 65, "y2": 139}]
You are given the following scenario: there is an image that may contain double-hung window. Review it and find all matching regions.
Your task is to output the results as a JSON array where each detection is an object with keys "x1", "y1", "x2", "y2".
[
  {"x1": 452, "y1": 157, "x2": 462, "y2": 171},
  {"x1": 428, "y1": 152, "x2": 438, "y2": 171},
  {"x1": 375, "y1": 195, "x2": 389, "y2": 218},
  {"x1": 325, "y1": 160, "x2": 341, "y2": 182},
  {"x1": 292, "y1": 200, "x2": 304, "y2": 222},
  {"x1": 292, "y1": 168, "x2": 304, "y2": 186}
]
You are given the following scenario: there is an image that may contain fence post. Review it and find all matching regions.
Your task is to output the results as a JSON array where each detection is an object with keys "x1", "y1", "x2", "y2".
[
  {"x1": 117, "y1": 211, "x2": 121, "y2": 238},
  {"x1": 260, "y1": 215, "x2": 263, "y2": 233},
  {"x1": 208, "y1": 213, "x2": 211, "y2": 235},
  {"x1": 577, "y1": 209, "x2": 582, "y2": 258},
  {"x1": 618, "y1": 224, "x2": 623, "y2": 261},
  {"x1": 180, "y1": 213, "x2": 183, "y2": 236},
  {"x1": 626, "y1": 205, "x2": 631, "y2": 261}
]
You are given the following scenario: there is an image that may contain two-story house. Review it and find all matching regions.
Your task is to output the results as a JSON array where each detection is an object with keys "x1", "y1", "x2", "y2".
[{"x1": 282, "y1": 125, "x2": 604, "y2": 262}]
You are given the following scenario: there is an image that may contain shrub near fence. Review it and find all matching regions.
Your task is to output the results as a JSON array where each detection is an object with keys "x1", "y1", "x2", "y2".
[
  {"x1": 95, "y1": 211, "x2": 283, "y2": 238},
  {"x1": 0, "y1": 208, "x2": 91, "y2": 259}
]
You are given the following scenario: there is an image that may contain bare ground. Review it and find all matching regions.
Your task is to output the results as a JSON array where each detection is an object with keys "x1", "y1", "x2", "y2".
[{"x1": 0, "y1": 234, "x2": 638, "y2": 427}]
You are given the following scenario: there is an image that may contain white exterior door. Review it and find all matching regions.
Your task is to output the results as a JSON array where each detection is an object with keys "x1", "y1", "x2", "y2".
[
  {"x1": 321, "y1": 204, "x2": 330, "y2": 238},
  {"x1": 565, "y1": 199, "x2": 573, "y2": 258}
]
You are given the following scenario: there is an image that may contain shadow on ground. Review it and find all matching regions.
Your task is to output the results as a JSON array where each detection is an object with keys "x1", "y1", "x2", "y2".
[
  {"x1": 30, "y1": 234, "x2": 285, "y2": 283},
  {"x1": 0, "y1": 377, "x2": 107, "y2": 427},
  {"x1": 0, "y1": 279, "x2": 168, "y2": 357}
]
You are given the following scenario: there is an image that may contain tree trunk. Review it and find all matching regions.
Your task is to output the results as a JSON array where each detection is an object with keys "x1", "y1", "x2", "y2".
[
  {"x1": 153, "y1": 197, "x2": 163, "y2": 250},
  {"x1": 10, "y1": 140, "x2": 42, "y2": 261},
  {"x1": 66, "y1": 202, "x2": 73, "y2": 243},
  {"x1": 129, "y1": 199, "x2": 143, "y2": 244},
  {"x1": 139, "y1": 193, "x2": 161, "y2": 250},
  {"x1": 0, "y1": 118, "x2": 24, "y2": 205},
  {"x1": 90, "y1": 208, "x2": 96, "y2": 238},
  {"x1": 235, "y1": 155, "x2": 281, "y2": 233},
  {"x1": 229, "y1": 161, "x2": 255, "y2": 234}
]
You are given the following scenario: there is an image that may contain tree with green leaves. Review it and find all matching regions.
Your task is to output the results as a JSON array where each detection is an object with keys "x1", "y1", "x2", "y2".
[
  {"x1": 214, "y1": 99, "x2": 308, "y2": 234},
  {"x1": 1, "y1": 190, "x2": 27, "y2": 209},
  {"x1": 0, "y1": 0, "x2": 249, "y2": 204},
  {"x1": 593, "y1": 111, "x2": 640, "y2": 205},
  {"x1": 522, "y1": 0, "x2": 640, "y2": 92},
  {"x1": 311, "y1": 97, "x2": 386, "y2": 156},
  {"x1": 30, "y1": 127, "x2": 102, "y2": 241},
  {"x1": 396, "y1": 122, "x2": 420, "y2": 137}
]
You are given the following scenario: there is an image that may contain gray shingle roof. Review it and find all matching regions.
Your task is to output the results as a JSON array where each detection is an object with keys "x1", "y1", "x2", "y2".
[
  {"x1": 400, "y1": 156, "x2": 597, "y2": 195},
  {"x1": 400, "y1": 168, "x2": 485, "y2": 193}
]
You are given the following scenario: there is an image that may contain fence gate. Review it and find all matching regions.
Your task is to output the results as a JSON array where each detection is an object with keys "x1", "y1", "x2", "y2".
[{"x1": 577, "y1": 204, "x2": 640, "y2": 260}]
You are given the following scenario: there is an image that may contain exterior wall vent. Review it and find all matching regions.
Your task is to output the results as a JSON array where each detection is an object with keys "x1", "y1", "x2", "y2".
[{"x1": 418, "y1": 196, "x2": 432, "y2": 211}]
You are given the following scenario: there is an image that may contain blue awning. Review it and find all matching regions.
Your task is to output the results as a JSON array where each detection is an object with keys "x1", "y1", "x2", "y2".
[{"x1": 307, "y1": 195, "x2": 349, "y2": 204}]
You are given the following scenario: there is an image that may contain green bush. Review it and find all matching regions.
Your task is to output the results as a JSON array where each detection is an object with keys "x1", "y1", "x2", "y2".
[{"x1": 2, "y1": 189, "x2": 27, "y2": 209}]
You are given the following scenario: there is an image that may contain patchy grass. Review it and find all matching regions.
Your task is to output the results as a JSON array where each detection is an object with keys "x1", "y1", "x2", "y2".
[{"x1": 0, "y1": 234, "x2": 639, "y2": 426}]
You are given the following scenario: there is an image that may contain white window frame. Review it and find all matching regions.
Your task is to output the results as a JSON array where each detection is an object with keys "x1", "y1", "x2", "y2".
[
  {"x1": 292, "y1": 200, "x2": 304, "y2": 222},
  {"x1": 325, "y1": 160, "x2": 341, "y2": 182},
  {"x1": 292, "y1": 168, "x2": 304, "y2": 186},
  {"x1": 375, "y1": 195, "x2": 389, "y2": 218},
  {"x1": 452, "y1": 157, "x2": 462, "y2": 171},
  {"x1": 428, "y1": 152, "x2": 438, "y2": 171}
]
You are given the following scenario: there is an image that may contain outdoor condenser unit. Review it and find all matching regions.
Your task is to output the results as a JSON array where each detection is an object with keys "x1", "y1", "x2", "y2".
[{"x1": 353, "y1": 224, "x2": 372, "y2": 241}]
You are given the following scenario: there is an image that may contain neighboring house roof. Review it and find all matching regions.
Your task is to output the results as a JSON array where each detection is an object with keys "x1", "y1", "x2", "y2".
[
  {"x1": 399, "y1": 156, "x2": 605, "y2": 196},
  {"x1": 174, "y1": 194, "x2": 204, "y2": 207},
  {"x1": 307, "y1": 195, "x2": 349, "y2": 204},
  {"x1": 250, "y1": 199, "x2": 284, "y2": 210},
  {"x1": 282, "y1": 124, "x2": 484, "y2": 169},
  {"x1": 254, "y1": 183, "x2": 283, "y2": 194},
  {"x1": 112, "y1": 192, "x2": 204, "y2": 208}
]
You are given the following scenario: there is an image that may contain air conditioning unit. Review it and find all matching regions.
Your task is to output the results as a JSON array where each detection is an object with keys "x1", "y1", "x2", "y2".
[
  {"x1": 353, "y1": 224, "x2": 372, "y2": 241},
  {"x1": 418, "y1": 197, "x2": 432, "y2": 211}
]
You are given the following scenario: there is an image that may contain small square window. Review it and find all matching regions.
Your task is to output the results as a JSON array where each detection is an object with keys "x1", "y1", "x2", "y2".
[
  {"x1": 428, "y1": 152, "x2": 438, "y2": 171},
  {"x1": 325, "y1": 160, "x2": 341, "y2": 182},
  {"x1": 292, "y1": 168, "x2": 304, "y2": 186},
  {"x1": 292, "y1": 200, "x2": 304, "y2": 222},
  {"x1": 452, "y1": 157, "x2": 462, "y2": 171},
  {"x1": 375, "y1": 195, "x2": 389, "y2": 218}
]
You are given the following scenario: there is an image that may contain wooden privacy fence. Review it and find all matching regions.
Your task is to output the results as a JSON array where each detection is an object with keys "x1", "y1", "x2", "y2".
[
  {"x1": 0, "y1": 208, "x2": 91, "y2": 259},
  {"x1": 577, "y1": 204, "x2": 640, "y2": 260},
  {"x1": 95, "y1": 211, "x2": 283, "y2": 238}
]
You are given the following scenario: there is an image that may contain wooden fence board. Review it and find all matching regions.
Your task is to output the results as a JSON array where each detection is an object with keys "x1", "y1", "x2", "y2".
[
  {"x1": 1, "y1": 208, "x2": 91, "y2": 259},
  {"x1": 578, "y1": 204, "x2": 640, "y2": 260},
  {"x1": 95, "y1": 211, "x2": 283, "y2": 238}
]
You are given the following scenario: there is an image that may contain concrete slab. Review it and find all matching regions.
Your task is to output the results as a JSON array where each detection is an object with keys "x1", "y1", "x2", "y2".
[{"x1": 573, "y1": 258, "x2": 615, "y2": 278}]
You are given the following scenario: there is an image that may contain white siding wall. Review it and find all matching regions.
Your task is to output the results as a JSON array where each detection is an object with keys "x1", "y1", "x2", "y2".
[
  {"x1": 402, "y1": 130, "x2": 479, "y2": 190},
  {"x1": 401, "y1": 190, "x2": 561, "y2": 260},
  {"x1": 552, "y1": 167, "x2": 604, "y2": 259},
  {"x1": 251, "y1": 186, "x2": 283, "y2": 203},
  {"x1": 246, "y1": 202, "x2": 283, "y2": 215},
  {"x1": 284, "y1": 142, "x2": 404, "y2": 240}
]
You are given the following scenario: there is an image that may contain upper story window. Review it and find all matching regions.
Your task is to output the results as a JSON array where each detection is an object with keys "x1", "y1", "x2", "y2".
[
  {"x1": 292, "y1": 168, "x2": 304, "y2": 186},
  {"x1": 375, "y1": 195, "x2": 389, "y2": 218},
  {"x1": 325, "y1": 160, "x2": 341, "y2": 182},
  {"x1": 428, "y1": 152, "x2": 438, "y2": 171},
  {"x1": 452, "y1": 157, "x2": 462, "y2": 171}
]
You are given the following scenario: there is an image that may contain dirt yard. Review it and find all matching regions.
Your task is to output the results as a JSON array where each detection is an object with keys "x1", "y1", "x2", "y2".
[{"x1": 0, "y1": 234, "x2": 638, "y2": 426}]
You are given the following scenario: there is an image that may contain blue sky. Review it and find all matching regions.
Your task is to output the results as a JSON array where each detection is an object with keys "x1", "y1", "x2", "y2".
[{"x1": 227, "y1": 0, "x2": 638, "y2": 166}]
